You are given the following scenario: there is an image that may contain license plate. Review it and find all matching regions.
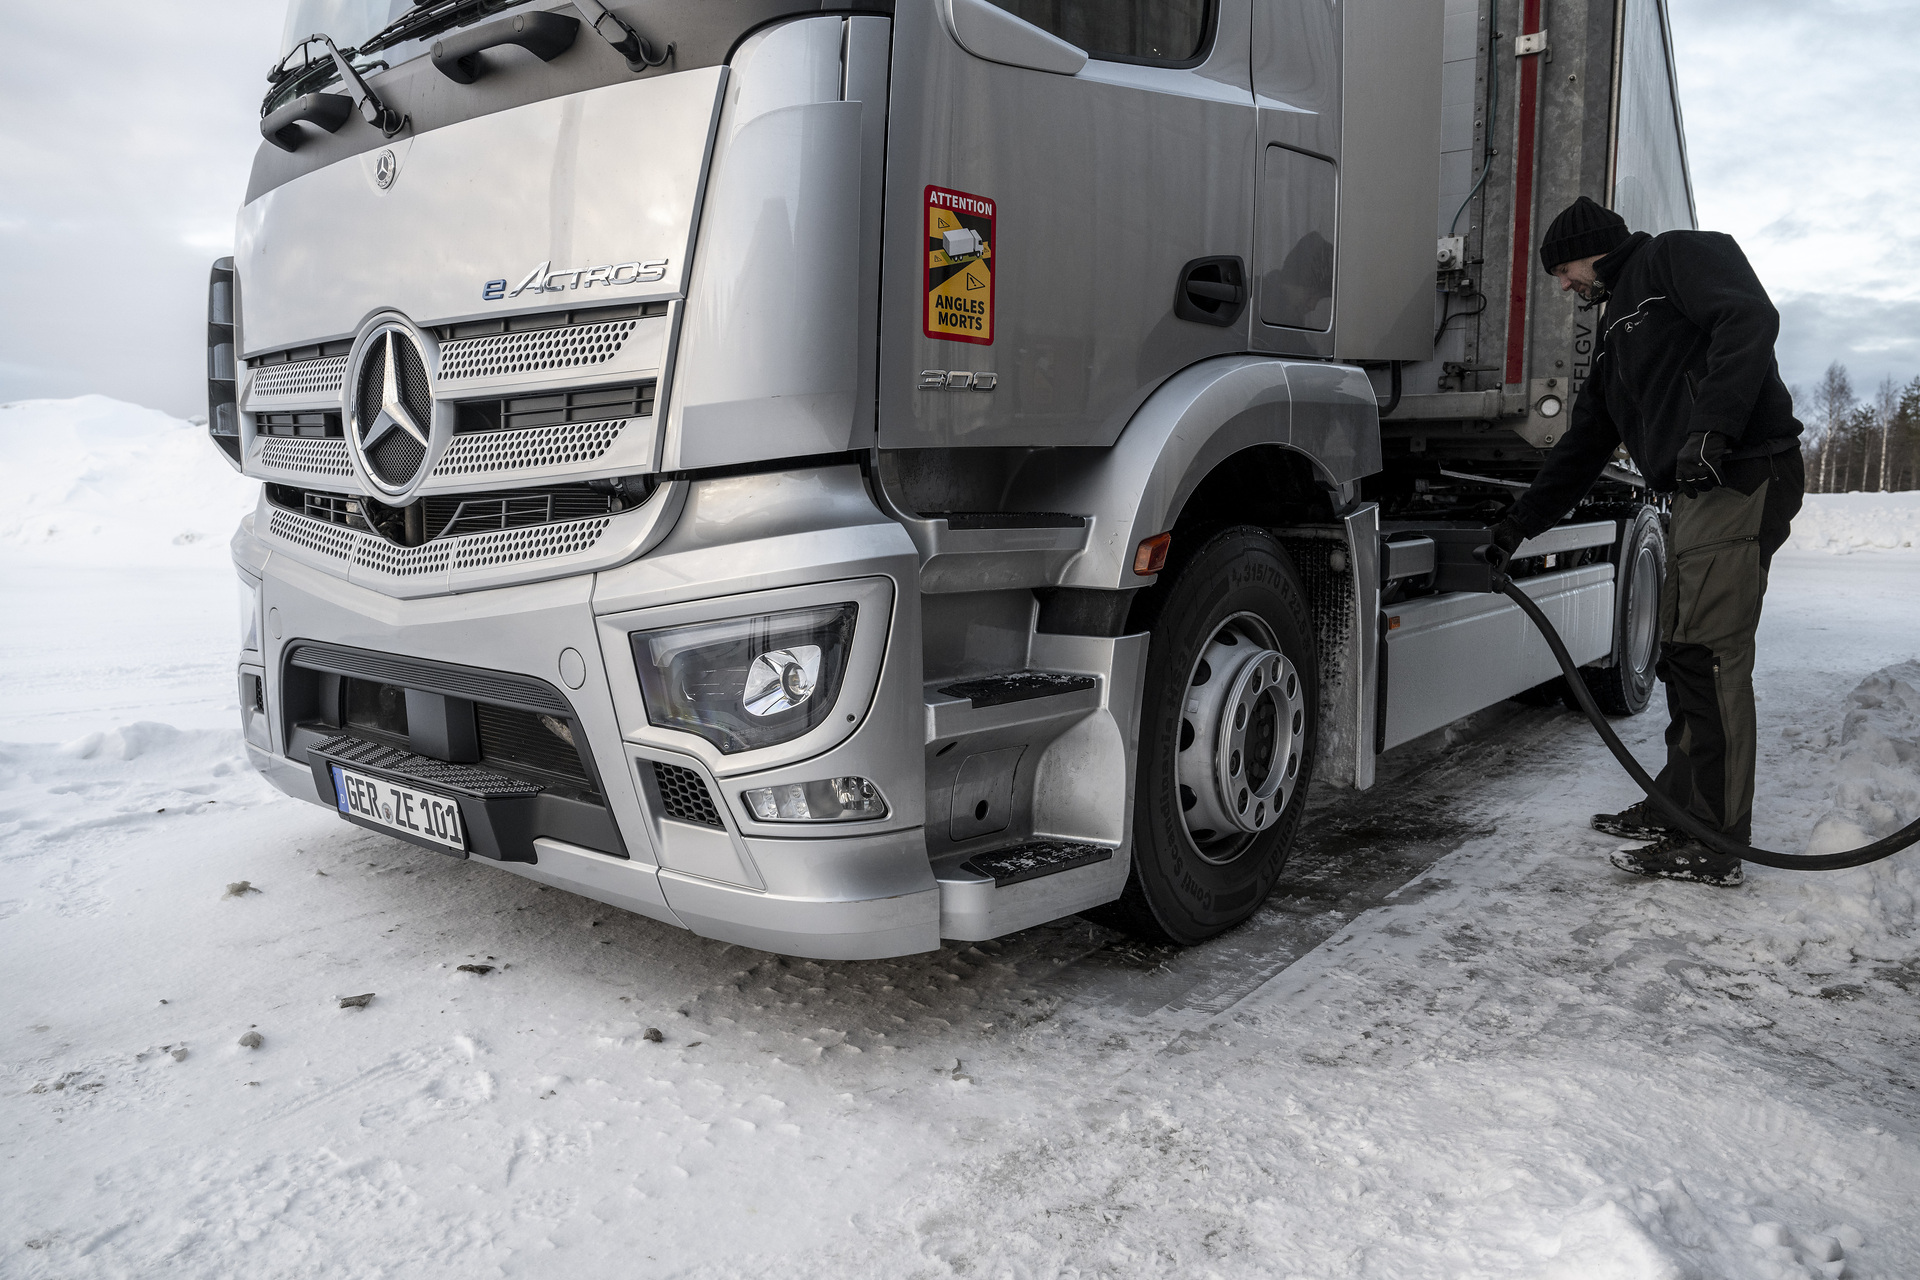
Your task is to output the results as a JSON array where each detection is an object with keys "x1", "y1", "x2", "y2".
[{"x1": 330, "y1": 764, "x2": 467, "y2": 852}]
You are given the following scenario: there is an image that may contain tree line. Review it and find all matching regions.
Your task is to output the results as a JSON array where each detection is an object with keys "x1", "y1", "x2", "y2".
[{"x1": 1797, "y1": 363, "x2": 1920, "y2": 493}]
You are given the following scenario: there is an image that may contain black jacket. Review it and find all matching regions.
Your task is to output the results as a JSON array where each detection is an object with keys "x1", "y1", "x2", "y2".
[{"x1": 1508, "y1": 230, "x2": 1803, "y2": 536}]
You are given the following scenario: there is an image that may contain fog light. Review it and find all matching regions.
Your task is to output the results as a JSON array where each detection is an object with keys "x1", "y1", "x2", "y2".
[{"x1": 742, "y1": 776, "x2": 887, "y2": 823}]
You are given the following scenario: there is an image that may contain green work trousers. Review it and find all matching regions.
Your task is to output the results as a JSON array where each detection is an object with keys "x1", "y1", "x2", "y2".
[{"x1": 1653, "y1": 449, "x2": 1804, "y2": 843}]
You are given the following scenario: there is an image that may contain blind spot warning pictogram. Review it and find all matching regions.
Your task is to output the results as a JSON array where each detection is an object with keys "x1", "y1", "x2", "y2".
[{"x1": 925, "y1": 185, "x2": 994, "y2": 346}]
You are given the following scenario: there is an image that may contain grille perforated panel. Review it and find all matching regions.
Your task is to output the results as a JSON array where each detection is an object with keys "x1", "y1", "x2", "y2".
[
  {"x1": 257, "y1": 437, "x2": 353, "y2": 477},
  {"x1": 439, "y1": 321, "x2": 637, "y2": 380},
  {"x1": 432, "y1": 417, "x2": 627, "y2": 477},
  {"x1": 265, "y1": 507, "x2": 612, "y2": 580},
  {"x1": 652, "y1": 761, "x2": 722, "y2": 828},
  {"x1": 252, "y1": 357, "x2": 347, "y2": 399},
  {"x1": 452, "y1": 518, "x2": 610, "y2": 570},
  {"x1": 269, "y1": 508, "x2": 357, "y2": 560},
  {"x1": 355, "y1": 537, "x2": 454, "y2": 578}
]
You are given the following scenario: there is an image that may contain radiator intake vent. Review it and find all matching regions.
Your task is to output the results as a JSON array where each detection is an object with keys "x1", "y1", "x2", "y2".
[{"x1": 652, "y1": 761, "x2": 722, "y2": 828}]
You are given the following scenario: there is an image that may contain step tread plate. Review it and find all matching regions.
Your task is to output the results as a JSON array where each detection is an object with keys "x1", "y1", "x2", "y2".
[
  {"x1": 938, "y1": 671, "x2": 1098, "y2": 709},
  {"x1": 961, "y1": 840, "x2": 1114, "y2": 888}
]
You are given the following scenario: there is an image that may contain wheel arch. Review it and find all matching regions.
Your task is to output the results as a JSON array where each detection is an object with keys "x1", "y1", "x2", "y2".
[{"x1": 1007, "y1": 355, "x2": 1382, "y2": 591}]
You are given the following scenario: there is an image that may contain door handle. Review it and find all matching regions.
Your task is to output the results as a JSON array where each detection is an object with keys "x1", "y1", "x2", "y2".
[{"x1": 1174, "y1": 256, "x2": 1248, "y2": 327}]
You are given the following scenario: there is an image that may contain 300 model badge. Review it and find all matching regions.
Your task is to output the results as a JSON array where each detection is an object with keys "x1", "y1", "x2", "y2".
[{"x1": 483, "y1": 258, "x2": 668, "y2": 301}]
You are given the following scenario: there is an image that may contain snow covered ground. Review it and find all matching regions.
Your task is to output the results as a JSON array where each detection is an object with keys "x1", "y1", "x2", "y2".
[{"x1": 3, "y1": 398, "x2": 1918, "y2": 1279}]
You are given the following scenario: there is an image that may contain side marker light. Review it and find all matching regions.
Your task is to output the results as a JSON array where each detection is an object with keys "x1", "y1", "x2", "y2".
[{"x1": 1134, "y1": 532, "x2": 1172, "y2": 576}]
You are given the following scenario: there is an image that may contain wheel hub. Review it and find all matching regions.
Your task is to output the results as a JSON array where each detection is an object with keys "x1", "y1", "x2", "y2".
[{"x1": 1176, "y1": 617, "x2": 1307, "y2": 862}]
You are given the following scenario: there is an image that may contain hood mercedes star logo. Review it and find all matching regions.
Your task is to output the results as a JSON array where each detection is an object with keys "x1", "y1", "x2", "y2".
[
  {"x1": 361, "y1": 332, "x2": 430, "y2": 452},
  {"x1": 374, "y1": 149, "x2": 397, "y2": 189}
]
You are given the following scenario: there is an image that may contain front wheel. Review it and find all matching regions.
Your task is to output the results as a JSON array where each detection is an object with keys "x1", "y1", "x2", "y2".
[{"x1": 1104, "y1": 526, "x2": 1318, "y2": 945}]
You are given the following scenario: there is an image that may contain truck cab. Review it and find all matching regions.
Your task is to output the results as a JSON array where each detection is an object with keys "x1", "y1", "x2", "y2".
[{"x1": 214, "y1": 0, "x2": 1687, "y2": 957}]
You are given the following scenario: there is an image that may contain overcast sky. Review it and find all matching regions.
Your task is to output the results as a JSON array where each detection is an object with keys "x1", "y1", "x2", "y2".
[{"x1": 2, "y1": 0, "x2": 1916, "y2": 419}]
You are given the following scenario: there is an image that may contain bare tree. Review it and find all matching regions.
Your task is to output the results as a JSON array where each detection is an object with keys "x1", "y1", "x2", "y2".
[
  {"x1": 1809, "y1": 362, "x2": 1855, "y2": 494},
  {"x1": 1875, "y1": 375, "x2": 1899, "y2": 493}
]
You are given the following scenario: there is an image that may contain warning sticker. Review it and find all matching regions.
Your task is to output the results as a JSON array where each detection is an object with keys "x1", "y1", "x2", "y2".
[{"x1": 924, "y1": 185, "x2": 994, "y2": 345}]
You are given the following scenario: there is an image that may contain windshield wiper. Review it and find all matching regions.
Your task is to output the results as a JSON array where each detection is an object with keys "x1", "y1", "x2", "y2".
[
  {"x1": 368, "y1": 0, "x2": 669, "y2": 69},
  {"x1": 572, "y1": 0, "x2": 671, "y2": 69},
  {"x1": 264, "y1": 34, "x2": 405, "y2": 135},
  {"x1": 316, "y1": 34, "x2": 408, "y2": 134},
  {"x1": 359, "y1": 0, "x2": 530, "y2": 55}
]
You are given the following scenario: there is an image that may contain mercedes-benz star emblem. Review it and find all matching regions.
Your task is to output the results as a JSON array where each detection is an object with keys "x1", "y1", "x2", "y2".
[
  {"x1": 374, "y1": 149, "x2": 397, "y2": 189},
  {"x1": 348, "y1": 321, "x2": 440, "y2": 497}
]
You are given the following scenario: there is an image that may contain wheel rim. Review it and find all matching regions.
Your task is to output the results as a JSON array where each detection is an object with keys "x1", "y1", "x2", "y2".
[
  {"x1": 1626, "y1": 540, "x2": 1660, "y2": 679},
  {"x1": 1175, "y1": 613, "x2": 1308, "y2": 865}
]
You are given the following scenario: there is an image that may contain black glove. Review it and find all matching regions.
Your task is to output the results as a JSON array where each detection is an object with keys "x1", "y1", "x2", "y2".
[
  {"x1": 1674, "y1": 431, "x2": 1729, "y2": 496},
  {"x1": 1483, "y1": 517, "x2": 1526, "y2": 574}
]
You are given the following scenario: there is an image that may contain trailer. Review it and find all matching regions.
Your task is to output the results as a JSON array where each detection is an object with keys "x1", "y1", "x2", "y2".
[{"x1": 210, "y1": 0, "x2": 1695, "y2": 956}]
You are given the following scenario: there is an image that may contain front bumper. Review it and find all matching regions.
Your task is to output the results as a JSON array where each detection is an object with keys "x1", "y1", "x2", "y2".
[{"x1": 240, "y1": 465, "x2": 937, "y2": 959}]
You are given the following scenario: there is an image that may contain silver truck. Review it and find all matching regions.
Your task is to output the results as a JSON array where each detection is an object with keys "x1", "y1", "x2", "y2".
[{"x1": 211, "y1": 0, "x2": 1694, "y2": 957}]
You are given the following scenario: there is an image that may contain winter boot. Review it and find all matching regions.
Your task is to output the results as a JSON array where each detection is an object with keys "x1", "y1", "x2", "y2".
[
  {"x1": 1591, "y1": 799, "x2": 1679, "y2": 841},
  {"x1": 1608, "y1": 834, "x2": 1743, "y2": 887}
]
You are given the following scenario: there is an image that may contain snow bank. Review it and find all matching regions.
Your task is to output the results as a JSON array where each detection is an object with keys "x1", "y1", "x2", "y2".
[
  {"x1": 0, "y1": 722, "x2": 272, "y2": 854},
  {"x1": 1786, "y1": 491, "x2": 1920, "y2": 554},
  {"x1": 1760, "y1": 662, "x2": 1920, "y2": 951},
  {"x1": 0, "y1": 396, "x2": 258, "y2": 566}
]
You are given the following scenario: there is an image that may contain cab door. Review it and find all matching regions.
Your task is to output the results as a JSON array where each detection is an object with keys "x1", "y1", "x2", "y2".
[
  {"x1": 878, "y1": 0, "x2": 1257, "y2": 449},
  {"x1": 1250, "y1": 0, "x2": 1341, "y2": 358}
]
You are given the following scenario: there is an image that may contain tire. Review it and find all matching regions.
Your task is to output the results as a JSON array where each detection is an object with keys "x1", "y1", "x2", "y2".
[
  {"x1": 1102, "y1": 526, "x2": 1318, "y2": 945},
  {"x1": 1583, "y1": 505, "x2": 1664, "y2": 715}
]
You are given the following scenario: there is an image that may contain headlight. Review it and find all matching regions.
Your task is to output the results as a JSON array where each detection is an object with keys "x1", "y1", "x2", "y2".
[
  {"x1": 631, "y1": 603, "x2": 857, "y2": 753},
  {"x1": 237, "y1": 579, "x2": 260, "y2": 651}
]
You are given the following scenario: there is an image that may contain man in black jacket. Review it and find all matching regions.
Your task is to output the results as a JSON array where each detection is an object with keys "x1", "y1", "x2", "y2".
[{"x1": 1489, "y1": 197, "x2": 1804, "y2": 887}]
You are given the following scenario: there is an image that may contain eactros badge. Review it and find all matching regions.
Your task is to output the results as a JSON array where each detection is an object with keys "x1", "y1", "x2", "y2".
[
  {"x1": 924, "y1": 185, "x2": 994, "y2": 345},
  {"x1": 347, "y1": 318, "x2": 441, "y2": 497}
]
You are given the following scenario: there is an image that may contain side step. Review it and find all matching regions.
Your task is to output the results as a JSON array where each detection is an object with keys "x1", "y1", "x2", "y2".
[
  {"x1": 925, "y1": 669, "x2": 1103, "y2": 743},
  {"x1": 938, "y1": 671, "x2": 1098, "y2": 708},
  {"x1": 937, "y1": 840, "x2": 1124, "y2": 941},
  {"x1": 962, "y1": 840, "x2": 1113, "y2": 887}
]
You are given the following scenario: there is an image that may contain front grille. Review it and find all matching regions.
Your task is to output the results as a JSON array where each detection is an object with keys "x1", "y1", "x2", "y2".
[
  {"x1": 476, "y1": 704, "x2": 597, "y2": 797},
  {"x1": 255, "y1": 410, "x2": 342, "y2": 438},
  {"x1": 252, "y1": 356, "x2": 347, "y2": 399},
  {"x1": 652, "y1": 761, "x2": 722, "y2": 828},
  {"x1": 440, "y1": 320, "x2": 637, "y2": 381},
  {"x1": 253, "y1": 339, "x2": 354, "y2": 366},
  {"x1": 433, "y1": 417, "x2": 628, "y2": 477},
  {"x1": 454, "y1": 383, "x2": 654, "y2": 433},
  {"x1": 269, "y1": 507, "x2": 357, "y2": 560},
  {"x1": 437, "y1": 302, "x2": 667, "y2": 342},
  {"x1": 304, "y1": 491, "x2": 371, "y2": 529},
  {"x1": 264, "y1": 480, "x2": 646, "y2": 581},
  {"x1": 266, "y1": 505, "x2": 613, "y2": 577},
  {"x1": 420, "y1": 485, "x2": 620, "y2": 540},
  {"x1": 256, "y1": 436, "x2": 353, "y2": 478}
]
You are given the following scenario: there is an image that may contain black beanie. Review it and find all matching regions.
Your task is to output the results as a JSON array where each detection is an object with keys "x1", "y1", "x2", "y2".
[{"x1": 1539, "y1": 196, "x2": 1629, "y2": 272}]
